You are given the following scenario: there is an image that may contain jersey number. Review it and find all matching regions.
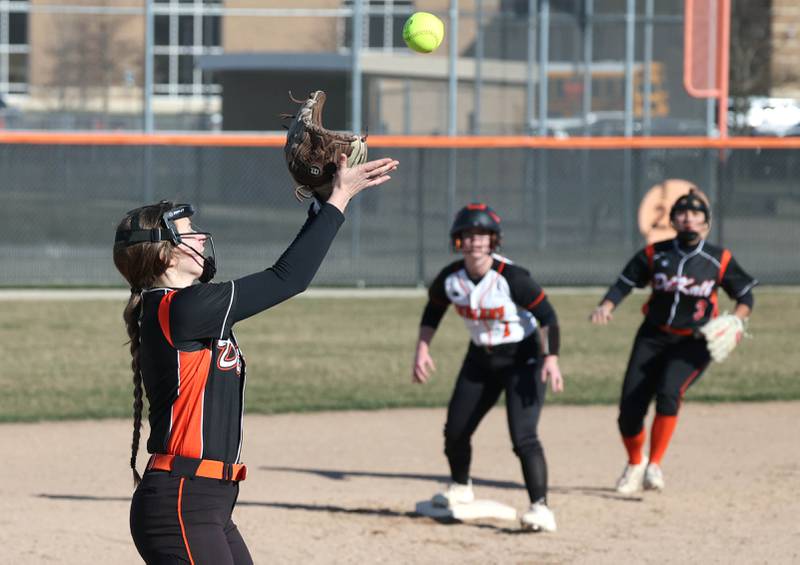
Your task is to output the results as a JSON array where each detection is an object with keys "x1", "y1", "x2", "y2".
[{"x1": 693, "y1": 299, "x2": 707, "y2": 321}]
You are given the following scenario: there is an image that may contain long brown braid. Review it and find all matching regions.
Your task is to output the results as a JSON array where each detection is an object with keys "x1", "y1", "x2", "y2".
[
  {"x1": 123, "y1": 291, "x2": 146, "y2": 486},
  {"x1": 113, "y1": 201, "x2": 176, "y2": 487}
]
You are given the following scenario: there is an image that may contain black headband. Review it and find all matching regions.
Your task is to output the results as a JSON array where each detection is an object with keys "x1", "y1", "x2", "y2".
[
  {"x1": 670, "y1": 193, "x2": 709, "y2": 221},
  {"x1": 115, "y1": 203, "x2": 195, "y2": 248}
]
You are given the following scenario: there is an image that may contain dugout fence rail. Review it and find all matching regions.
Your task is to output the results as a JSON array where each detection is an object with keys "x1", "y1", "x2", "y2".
[{"x1": 1, "y1": 133, "x2": 798, "y2": 286}]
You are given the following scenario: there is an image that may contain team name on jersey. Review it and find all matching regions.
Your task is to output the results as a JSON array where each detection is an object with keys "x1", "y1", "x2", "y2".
[
  {"x1": 440, "y1": 261, "x2": 538, "y2": 347},
  {"x1": 653, "y1": 273, "x2": 715, "y2": 297},
  {"x1": 454, "y1": 304, "x2": 505, "y2": 320},
  {"x1": 216, "y1": 339, "x2": 242, "y2": 375}
]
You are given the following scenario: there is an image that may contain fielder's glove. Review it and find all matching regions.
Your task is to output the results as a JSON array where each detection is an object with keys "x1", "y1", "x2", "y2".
[
  {"x1": 698, "y1": 313, "x2": 746, "y2": 362},
  {"x1": 282, "y1": 90, "x2": 368, "y2": 202}
]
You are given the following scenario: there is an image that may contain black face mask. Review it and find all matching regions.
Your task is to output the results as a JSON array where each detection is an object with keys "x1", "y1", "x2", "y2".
[
  {"x1": 200, "y1": 256, "x2": 216, "y2": 283},
  {"x1": 176, "y1": 232, "x2": 217, "y2": 283},
  {"x1": 676, "y1": 230, "x2": 700, "y2": 244}
]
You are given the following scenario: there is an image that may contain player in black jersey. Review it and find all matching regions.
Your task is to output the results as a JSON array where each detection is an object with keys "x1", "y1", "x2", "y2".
[
  {"x1": 113, "y1": 154, "x2": 398, "y2": 564},
  {"x1": 590, "y1": 190, "x2": 757, "y2": 495},
  {"x1": 412, "y1": 203, "x2": 564, "y2": 532}
]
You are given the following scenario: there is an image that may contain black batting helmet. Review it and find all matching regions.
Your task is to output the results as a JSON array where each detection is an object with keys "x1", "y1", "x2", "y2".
[
  {"x1": 669, "y1": 189, "x2": 710, "y2": 223},
  {"x1": 450, "y1": 203, "x2": 502, "y2": 250}
]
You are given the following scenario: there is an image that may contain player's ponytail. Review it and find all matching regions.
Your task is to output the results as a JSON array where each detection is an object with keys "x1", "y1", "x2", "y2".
[
  {"x1": 124, "y1": 290, "x2": 145, "y2": 486},
  {"x1": 113, "y1": 202, "x2": 176, "y2": 487}
]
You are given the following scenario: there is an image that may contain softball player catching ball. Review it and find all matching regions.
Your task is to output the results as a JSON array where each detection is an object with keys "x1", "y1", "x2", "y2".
[
  {"x1": 113, "y1": 154, "x2": 398, "y2": 564},
  {"x1": 413, "y1": 203, "x2": 564, "y2": 532},
  {"x1": 590, "y1": 190, "x2": 757, "y2": 495}
]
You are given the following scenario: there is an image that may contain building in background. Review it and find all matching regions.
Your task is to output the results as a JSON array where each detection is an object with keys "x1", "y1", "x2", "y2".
[
  {"x1": 0, "y1": 0, "x2": 797, "y2": 132},
  {"x1": 771, "y1": 0, "x2": 800, "y2": 98},
  {"x1": 3, "y1": 0, "x2": 224, "y2": 130}
]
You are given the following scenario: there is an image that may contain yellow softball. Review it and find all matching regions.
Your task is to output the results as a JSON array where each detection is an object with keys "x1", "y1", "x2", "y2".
[{"x1": 402, "y1": 12, "x2": 445, "y2": 54}]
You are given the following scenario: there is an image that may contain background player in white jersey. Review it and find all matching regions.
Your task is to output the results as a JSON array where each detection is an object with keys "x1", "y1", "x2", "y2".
[
  {"x1": 590, "y1": 190, "x2": 757, "y2": 495},
  {"x1": 412, "y1": 203, "x2": 564, "y2": 532}
]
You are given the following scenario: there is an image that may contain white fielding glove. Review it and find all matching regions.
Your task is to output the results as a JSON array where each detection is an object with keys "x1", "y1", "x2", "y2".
[{"x1": 699, "y1": 314, "x2": 746, "y2": 362}]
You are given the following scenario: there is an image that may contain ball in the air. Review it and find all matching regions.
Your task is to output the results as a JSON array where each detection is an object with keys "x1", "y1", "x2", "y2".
[{"x1": 403, "y1": 12, "x2": 445, "y2": 54}]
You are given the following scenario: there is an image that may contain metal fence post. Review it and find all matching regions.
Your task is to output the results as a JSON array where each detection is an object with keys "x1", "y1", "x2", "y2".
[
  {"x1": 643, "y1": 0, "x2": 654, "y2": 136},
  {"x1": 623, "y1": 0, "x2": 635, "y2": 249},
  {"x1": 537, "y1": 0, "x2": 550, "y2": 250},
  {"x1": 582, "y1": 0, "x2": 594, "y2": 243},
  {"x1": 706, "y1": 94, "x2": 719, "y2": 242},
  {"x1": 143, "y1": 0, "x2": 154, "y2": 202},
  {"x1": 446, "y1": 0, "x2": 459, "y2": 226},
  {"x1": 717, "y1": 151, "x2": 727, "y2": 246},
  {"x1": 473, "y1": 0, "x2": 483, "y2": 135},
  {"x1": 472, "y1": 0, "x2": 483, "y2": 200},
  {"x1": 351, "y1": 0, "x2": 364, "y2": 264},
  {"x1": 416, "y1": 148, "x2": 426, "y2": 287},
  {"x1": 524, "y1": 0, "x2": 537, "y2": 226}
]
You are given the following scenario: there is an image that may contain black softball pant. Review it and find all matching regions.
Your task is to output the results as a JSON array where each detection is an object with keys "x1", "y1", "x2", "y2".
[
  {"x1": 618, "y1": 322, "x2": 711, "y2": 437},
  {"x1": 130, "y1": 470, "x2": 252, "y2": 565},
  {"x1": 444, "y1": 337, "x2": 548, "y2": 503}
]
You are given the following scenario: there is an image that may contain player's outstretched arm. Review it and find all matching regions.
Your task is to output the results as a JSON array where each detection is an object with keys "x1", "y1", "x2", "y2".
[
  {"x1": 590, "y1": 300, "x2": 615, "y2": 325},
  {"x1": 413, "y1": 325, "x2": 437, "y2": 384},
  {"x1": 327, "y1": 154, "x2": 399, "y2": 213},
  {"x1": 591, "y1": 249, "x2": 650, "y2": 324}
]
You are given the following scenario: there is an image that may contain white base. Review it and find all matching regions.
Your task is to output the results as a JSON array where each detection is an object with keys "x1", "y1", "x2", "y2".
[{"x1": 415, "y1": 499, "x2": 518, "y2": 521}]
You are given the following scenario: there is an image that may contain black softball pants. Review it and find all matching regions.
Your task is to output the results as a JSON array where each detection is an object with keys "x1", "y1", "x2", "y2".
[
  {"x1": 130, "y1": 470, "x2": 252, "y2": 565},
  {"x1": 618, "y1": 322, "x2": 711, "y2": 437},
  {"x1": 443, "y1": 336, "x2": 549, "y2": 503}
]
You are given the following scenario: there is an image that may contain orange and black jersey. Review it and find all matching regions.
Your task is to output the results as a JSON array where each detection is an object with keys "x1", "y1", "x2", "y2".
[
  {"x1": 138, "y1": 203, "x2": 344, "y2": 464},
  {"x1": 603, "y1": 238, "x2": 757, "y2": 332},
  {"x1": 140, "y1": 284, "x2": 244, "y2": 463}
]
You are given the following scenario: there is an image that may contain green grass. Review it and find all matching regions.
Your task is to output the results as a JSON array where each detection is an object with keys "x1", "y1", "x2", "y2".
[{"x1": 1, "y1": 290, "x2": 799, "y2": 422}]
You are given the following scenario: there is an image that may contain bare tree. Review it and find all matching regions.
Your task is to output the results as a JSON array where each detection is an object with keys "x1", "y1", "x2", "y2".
[{"x1": 47, "y1": 14, "x2": 140, "y2": 125}]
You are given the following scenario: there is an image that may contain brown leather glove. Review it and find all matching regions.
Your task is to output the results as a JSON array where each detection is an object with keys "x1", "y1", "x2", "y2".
[{"x1": 283, "y1": 90, "x2": 368, "y2": 202}]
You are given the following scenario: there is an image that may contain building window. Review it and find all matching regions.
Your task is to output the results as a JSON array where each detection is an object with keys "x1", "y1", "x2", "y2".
[
  {"x1": 154, "y1": 55, "x2": 170, "y2": 85},
  {"x1": 152, "y1": 0, "x2": 222, "y2": 97},
  {"x1": 0, "y1": 2, "x2": 30, "y2": 94},
  {"x1": 202, "y1": 15, "x2": 221, "y2": 47},
  {"x1": 155, "y1": 15, "x2": 170, "y2": 46},
  {"x1": 341, "y1": 0, "x2": 415, "y2": 51}
]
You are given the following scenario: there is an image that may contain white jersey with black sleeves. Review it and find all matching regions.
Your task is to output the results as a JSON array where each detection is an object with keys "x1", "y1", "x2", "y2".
[{"x1": 427, "y1": 257, "x2": 550, "y2": 347}]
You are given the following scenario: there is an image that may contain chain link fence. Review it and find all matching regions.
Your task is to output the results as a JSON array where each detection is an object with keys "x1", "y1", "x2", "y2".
[{"x1": 1, "y1": 140, "x2": 797, "y2": 287}]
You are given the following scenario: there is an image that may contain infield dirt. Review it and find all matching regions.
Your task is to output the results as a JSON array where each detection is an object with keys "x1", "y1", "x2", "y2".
[{"x1": 1, "y1": 403, "x2": 798, "y2": 564}]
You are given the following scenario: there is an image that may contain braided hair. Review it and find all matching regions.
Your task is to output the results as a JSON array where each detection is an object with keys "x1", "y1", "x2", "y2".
[{"x1": 112, "y1": 201, "x2": 176, "y2": 487}]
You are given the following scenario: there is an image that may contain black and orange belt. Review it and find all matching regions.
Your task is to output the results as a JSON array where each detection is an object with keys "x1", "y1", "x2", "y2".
[{"x1": 147, "y1": 453, "x2": 247, "y2": 482}]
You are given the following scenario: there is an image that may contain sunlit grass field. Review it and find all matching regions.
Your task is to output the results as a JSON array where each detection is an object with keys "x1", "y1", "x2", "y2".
[{"x1": 1, "y1": 290, "x2": 798, "y2": 422}]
